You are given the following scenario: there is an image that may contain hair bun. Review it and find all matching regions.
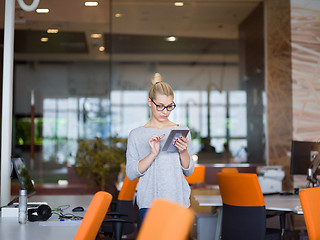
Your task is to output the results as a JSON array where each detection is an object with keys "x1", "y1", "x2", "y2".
[{"x1": 151, "y1": 73, "x2": 163, "y2": 85}]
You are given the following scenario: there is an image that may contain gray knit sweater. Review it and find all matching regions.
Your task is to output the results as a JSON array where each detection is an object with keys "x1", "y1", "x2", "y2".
[{"x1": 126, "y1": 125, "x2": 194, "y2": 209}]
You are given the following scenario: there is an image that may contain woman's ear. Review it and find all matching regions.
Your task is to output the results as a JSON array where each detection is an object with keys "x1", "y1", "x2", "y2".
[{"x1": 148, "y1": 98, "x2": 152, "y2": 107}]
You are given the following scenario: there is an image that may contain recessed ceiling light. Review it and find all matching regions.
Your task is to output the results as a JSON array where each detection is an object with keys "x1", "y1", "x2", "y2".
[
  {"x1": 165, "y1": 36, "x2": 177, "y2": 42},
  {"x1": 174, "y1": 2, "x2": 184, "y2": 7},
  {"x1": 91, "y1": 33, "x2": 102, "y2": 38},
  {"x1": 47, "y1": 29, "x2": 58, "y2": 34},
  {"x1": 41, "y1": 37, "x2": 48, "y2": 42},
  {"x1": 115, "y1": 13, "x2": 122, "y2": 18},
  {"x1": 99, "y1": 46, "x2": 105, "y2": 52},
  {"x1": 36, "y1": 9, "x2": 49, "y2": 13},
  {"x1": 85, "y1": 2, "x2": 98, "y2": 7}
]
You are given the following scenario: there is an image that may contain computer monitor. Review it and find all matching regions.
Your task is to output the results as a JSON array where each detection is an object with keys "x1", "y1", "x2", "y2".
[
  {"x1": 11, "y1": 158, "x2": 36, "y2": 197},
  {"x1": 290, "y1": 140, "x2": 320, "y2": 175}
]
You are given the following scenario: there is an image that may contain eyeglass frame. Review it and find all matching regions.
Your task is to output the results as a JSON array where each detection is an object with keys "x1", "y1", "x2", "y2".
[{"x1": 151, "y1": 99, "x2": 176, "y2": 111}]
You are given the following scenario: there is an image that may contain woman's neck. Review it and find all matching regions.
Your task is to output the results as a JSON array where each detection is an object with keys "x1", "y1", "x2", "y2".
[{"x1": 144, "y1": 119, "x2": 176, "y2": 129}]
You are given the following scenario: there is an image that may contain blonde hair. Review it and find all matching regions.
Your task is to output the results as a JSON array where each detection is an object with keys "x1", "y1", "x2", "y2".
[{"x1": 148, "y1": 73, "x2": 174, "y2": 100}]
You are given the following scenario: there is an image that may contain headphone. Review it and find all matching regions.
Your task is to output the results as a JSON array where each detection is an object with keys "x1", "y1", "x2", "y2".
[{"x1": 28, "y1": 204, "x2": 52, "y2": 222}]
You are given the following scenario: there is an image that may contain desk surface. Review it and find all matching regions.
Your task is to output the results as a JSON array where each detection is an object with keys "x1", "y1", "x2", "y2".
[
  {"x1": 0, "y1": 195, "x2": 93, "y2": 240},
  {"x1": 194, "y1": 194, "x2": 303, "y2": 214}
]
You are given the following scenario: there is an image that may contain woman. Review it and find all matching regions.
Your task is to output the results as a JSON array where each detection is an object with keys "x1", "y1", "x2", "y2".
[{"x1": 126, "y1": 73, "x2": 194, "y2": 221}]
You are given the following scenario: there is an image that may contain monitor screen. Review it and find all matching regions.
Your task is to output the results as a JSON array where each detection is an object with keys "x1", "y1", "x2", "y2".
[
  {"x1": 11, "y1": 158, "x2": 36, "y2": 196},
  {"x1": 290, "y1": 141, "x2": 320, "y2": 175}
]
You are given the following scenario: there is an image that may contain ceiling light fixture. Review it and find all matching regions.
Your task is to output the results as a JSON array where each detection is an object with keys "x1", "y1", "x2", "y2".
[
  {"x1": 114, "y1": 13, "x2": 122, "y2": 18},
  {"x1": 174, "y1": 2, "x2": 184, "y2": 7},
  {"x1": 47, "y1": 29, "x2": 59, "y2": 34},
  {"x1": 165, "y1": 36, "x2": 177, "y2": 42},
  {"x1": 91, "y1": 33, "x2": 102, "y2": 39},
  {"x1": 41, "y1": 37, "x2": 48, "y2": 42},
  {"x1": 36, "y1": 8, "x2": 49, "y2": 13},
  {"x1": 85, "y1": 2, "x2": 98, "y2": 7}
]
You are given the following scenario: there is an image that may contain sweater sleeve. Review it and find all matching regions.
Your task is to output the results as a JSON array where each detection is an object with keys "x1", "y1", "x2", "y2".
[
  {"x1": 181, "y1": 129, "x2": 194, "y2": 177},
  {"x1": 126, "y1": 129, "x2": 145, "y2": 180}
]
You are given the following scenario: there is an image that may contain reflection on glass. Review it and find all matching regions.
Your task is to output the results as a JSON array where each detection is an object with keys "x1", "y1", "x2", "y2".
[{"x1": 11, "y1": 1, "x2": 265, "y2": 184}]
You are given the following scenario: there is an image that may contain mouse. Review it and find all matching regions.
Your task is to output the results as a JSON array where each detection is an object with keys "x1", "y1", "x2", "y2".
[{"x1": 72, "y1": 206, "x2": 84, "y2": 212}]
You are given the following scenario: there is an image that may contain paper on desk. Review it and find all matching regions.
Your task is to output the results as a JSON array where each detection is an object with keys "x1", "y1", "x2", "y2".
[{"x1": 39, "y1": 221, "x2": 81, "y2": 227}]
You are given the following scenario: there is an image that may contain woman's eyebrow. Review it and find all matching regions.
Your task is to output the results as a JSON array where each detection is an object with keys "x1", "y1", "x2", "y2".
[{"x1": 158, "y1": 102, "x2": 174, "y2": 105}]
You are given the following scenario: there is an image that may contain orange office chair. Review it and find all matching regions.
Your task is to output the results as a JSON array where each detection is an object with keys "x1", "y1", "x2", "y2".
[
  {"x1": 117, "y1": 175, "x2": 139, "y2": 202},
  {"x1": 221, "y1": 167, "x2": 238, "y2": 173},
  {"x1": 185, "y1": 165, "x2": 205, "y2": 185},
  {"x1": 217, "y1": 172, "x2": 280, "y2": 240},
  {"x1": 299, "y1": 187, "x2": 320, "y2": 240},
  {"x1": 101, "y1": 175, "x2": 139, "y2": 240},
  {"x1": 137, "y1": 198, "x2": 194, "y2": 240},
  {"x1": 74, "y1": 191, "x2": 112, "y2": 240}
]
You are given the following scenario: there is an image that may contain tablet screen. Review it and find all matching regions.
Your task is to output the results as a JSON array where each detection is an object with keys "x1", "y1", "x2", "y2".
[{"x1": 162, "y1": 129, "x2": 189, "y2": 152}]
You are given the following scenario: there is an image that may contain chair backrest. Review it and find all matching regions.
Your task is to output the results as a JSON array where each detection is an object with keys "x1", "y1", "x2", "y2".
[
  {"x1": 137, "y1": 198, "x2": 194, "y2": 240},
  {"x1": 185, "y1": 165, "x2": 205, "y2": 184},
  {"x1": 74, "y1": 191, "x2": 112, "y2": 240},
  {"x1": 217, "y1": 172, "x2": 264, "y2": 206},
  {"x1": 299, "y1": 187, "x2": 320, "y2": 240},
  {"x1": 216, "y1": 172, "x2": 266, "y2": 240},
  {"x1": 221, "y1": 167, "x2": 238, "y2": 173},
  {"x1": 118, "y1": 175, "x2": 139, "y2": 201}
]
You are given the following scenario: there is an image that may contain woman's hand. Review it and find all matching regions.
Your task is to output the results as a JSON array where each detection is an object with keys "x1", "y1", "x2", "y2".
[
  {"x1": 174, "y1": 136, "x2": 190, "y2": 169},
  {"x1": 174, "y1": 136, "x2": 188, "y2": 153},
  {"x1": 149, "y1": 134, "x2": 165, "y2": 156},
  {"x1": 138, "y1": 134, "x2": 165, "y2": 174}
]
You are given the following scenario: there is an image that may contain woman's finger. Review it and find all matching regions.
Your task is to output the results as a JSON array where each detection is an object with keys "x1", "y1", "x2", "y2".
[
  {"x1": 175, "y1": 137, "x2": 188, "y2": 146},
  {"x1": 174, "y1": 139, "x2": 187, "y2": 149},
  {"x1": 178, "y1": 136, "x2": 188, "y2": 144}
]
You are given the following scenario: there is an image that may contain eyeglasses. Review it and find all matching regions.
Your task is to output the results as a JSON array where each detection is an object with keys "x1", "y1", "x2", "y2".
[{"x1": 151, "y1": 99, "x2": 176, "y2": 111}]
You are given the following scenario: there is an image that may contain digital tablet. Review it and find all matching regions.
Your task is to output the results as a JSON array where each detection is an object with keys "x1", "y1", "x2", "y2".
[{"x1": 162, "y1": 129, "x2": 189, "y2": 152}]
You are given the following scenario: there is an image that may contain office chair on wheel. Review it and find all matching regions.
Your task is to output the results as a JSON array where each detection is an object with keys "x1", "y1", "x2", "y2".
[
  {"x1": 100, "y1": 175, "x2": 139, "y2": 240},
  {"x1": 221, "y1": 167, "x2": 238, "y2": 173},
  {"x1": 299, "y1": 187, "x2": 320, "y2": 240},
  {"x1": 74, "y1": 191, "x2": 112, "y2": 240},
  {"x1": 185, "y1": 165, "x2": 205, "y2": 185},
  {"x1": 217, "y1": 172, "x2": 281, "y2": 240}
]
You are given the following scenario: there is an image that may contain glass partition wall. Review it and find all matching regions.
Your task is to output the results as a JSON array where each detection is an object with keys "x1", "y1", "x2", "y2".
[{"x1": 1, "y1": 0, "x2": 265, "y2": 184}]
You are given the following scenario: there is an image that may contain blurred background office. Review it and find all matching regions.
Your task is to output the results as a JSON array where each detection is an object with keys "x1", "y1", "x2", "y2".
[{"x1": 0, "y1": 0, "x2": 319, "y2": 192}]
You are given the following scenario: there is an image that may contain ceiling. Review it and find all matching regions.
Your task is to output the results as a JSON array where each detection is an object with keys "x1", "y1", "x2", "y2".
[{"x1": 0, "y1": 0, "x2": 262, "y2": 63}]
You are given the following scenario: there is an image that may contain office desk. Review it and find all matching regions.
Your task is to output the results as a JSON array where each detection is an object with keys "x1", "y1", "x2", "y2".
[
  {"x1": 0, "y1": 195, "x2": 93, "y2": 240},
  {"x1": 194, "y1": 194, "x2": 303, "y2": 240},
  {"x1": 194, "y1": 194, "x2": 302, "y2": 214}
]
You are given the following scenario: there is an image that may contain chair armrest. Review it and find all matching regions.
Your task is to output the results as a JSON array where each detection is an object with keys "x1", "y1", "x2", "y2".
[
  {"x1": 103, "y1": 218, "x2": 132, "y2": 224},
  {"x1": 106, "y1": 211, "x2": 128, "y2": 218}
]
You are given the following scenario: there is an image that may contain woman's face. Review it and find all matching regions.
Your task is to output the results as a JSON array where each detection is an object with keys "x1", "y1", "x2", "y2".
[{"x1": 148, "y1": 94, "x2": 174, "y2": 122}]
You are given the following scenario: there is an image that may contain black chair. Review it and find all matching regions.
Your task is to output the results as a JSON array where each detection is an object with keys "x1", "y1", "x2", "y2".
[
  {"x1": 99, "y1": 176, "x2": 139, "y2": 240},
  {"x1": 216, "y1": 172, "x2": 282, "y2": 240}
]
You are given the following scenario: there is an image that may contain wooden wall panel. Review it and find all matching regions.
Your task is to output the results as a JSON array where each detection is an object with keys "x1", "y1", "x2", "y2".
[
  {"x1": 265, "y1": 0, "x2": 292, "y2": 190},
  {"x1": 291, "y1": 1, "x2": 320, "y2": 141}
]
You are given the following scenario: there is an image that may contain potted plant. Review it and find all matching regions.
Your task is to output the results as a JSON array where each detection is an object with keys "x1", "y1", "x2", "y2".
[{"x1": 73, "y1": 136, "x2": 126, "y2": 196}]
